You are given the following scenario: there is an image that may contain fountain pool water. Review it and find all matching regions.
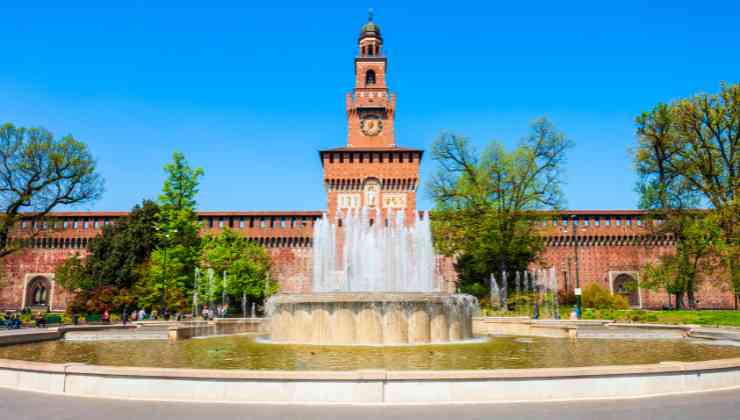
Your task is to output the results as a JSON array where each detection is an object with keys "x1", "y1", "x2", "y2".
[
  {"x1": 267, "y1": 208, "x2": 479, "y2": 345},
  {"x1": 4, "y1": 334, "x2": 740, "y2": 370}
]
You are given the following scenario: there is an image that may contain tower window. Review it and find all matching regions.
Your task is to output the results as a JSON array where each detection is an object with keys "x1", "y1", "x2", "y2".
[{"x1": 366, "y1": 70, "x2": 376, "y2": 85}]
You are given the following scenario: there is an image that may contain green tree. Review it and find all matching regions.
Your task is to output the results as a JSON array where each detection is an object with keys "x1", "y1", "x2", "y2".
[
  {"x1": 134, "y1": 246, "x2": 192, "y2": 312},
  {"x1": 640, "y1": 215, "x2": 724, "y2": 309},
  {"x1": 157, "y1": 151, "x2": 204, "y2": 248},
  {"x1": 145, "y1": 151, "x2": 204, "y2": 312},
  {"x1": 55, "y1": 201, "x2": 161, "y2": 312},
  {"x1": 0, "y1": 123, "x2": 103, "y2": 257},
  {"x1": 200, "y1": 228, "x2": 276, "y2": 311},
  {"x1": 635, "y1": 83, "x2": 739, "y2": 304},
  {"x1": 428, "y1": 117, "x2": 573, "y2": 296}
]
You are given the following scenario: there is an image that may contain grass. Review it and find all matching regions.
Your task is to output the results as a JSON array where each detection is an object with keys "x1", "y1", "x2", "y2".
[
  {"x1": 581, "y1": 309, "x2": 740, "y2": 327},
  {"x1": 483, "y1": 306, "x2": 740, "y2": 327}
]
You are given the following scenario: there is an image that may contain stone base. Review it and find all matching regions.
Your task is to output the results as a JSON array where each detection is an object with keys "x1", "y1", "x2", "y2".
[{"x1": 267, "y1": 293, "x2": 478, "y2": 345}]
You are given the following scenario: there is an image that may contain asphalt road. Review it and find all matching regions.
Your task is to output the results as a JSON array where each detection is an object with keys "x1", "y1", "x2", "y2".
[{"x1": 1, "y1": 387, "x2": 740, "y2": 420}]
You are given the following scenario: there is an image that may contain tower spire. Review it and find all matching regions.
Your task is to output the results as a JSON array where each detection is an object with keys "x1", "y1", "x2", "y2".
[{"x1": 368, "y1": 8, "x2": 373, "y2": 22}]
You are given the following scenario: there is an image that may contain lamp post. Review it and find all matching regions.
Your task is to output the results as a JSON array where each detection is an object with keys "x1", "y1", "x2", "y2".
[
  {"x1": 563, "y1": 215, "x2": 582, "y2": 319},
  {"x1": 571, "y1": 215, "x2": 582, "y2": 319},
  {"x1": 157, "y1": 228, "x2": 177, "y2": 315},
  {"x1": 162, "y1": 235, "x2": 168, "y2": 312}
]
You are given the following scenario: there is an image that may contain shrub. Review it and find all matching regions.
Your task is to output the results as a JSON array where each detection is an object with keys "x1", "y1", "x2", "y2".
[
  {"x1": 581, "y1": 283, "x2": 629, "y2": 310},
  {"x1": 460, "y1": 282, "x2": 488, "y2": 299},
  {"x1": 558, "y1": 289, "x2": 577, "y2": 306},
  {"x1": 43, "y1": 314, "x2": 63, "y2": 324},
  {"x1": 85, "y1": 313, "x2": 101, "y2": 323}
]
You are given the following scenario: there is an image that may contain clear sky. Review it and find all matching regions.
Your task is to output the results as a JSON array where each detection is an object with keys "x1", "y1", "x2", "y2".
[{"x1": 2, "y1": 1, "x2": 738, "y2": 212}]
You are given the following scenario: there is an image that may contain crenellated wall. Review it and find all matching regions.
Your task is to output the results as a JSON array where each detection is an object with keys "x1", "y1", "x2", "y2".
[{"x1": 1, "y1": 210, "x2": 736, "y2": 311}]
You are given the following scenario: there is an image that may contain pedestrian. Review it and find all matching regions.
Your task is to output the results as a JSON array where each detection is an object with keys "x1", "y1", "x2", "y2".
[
  {"x1": 201, "y1": 305, "x2": 209, "y2": 320},
  {"x1": 138, "y1": 308, "x2": 146, "y2": 321},
  {"x1": 35, "y1": 312, "x2": 47, "y2": 328},
  {"x1": 102, "y1": 309, "x2": 110, "y2": 324},
  {"x1": 122, "y1": 307, "x2": 129, "y2": 325}
]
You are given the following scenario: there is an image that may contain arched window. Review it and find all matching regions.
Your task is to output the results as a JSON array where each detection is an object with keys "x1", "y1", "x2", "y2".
[
  {"x1": 612, "y1": 274, "x2": 640, "y2": 307},
  {"x1": 366, "y1": 70, "x2": 376, "y2": 85},
  {"x1": 26, "y1": 276, "x2": 51, "y2": 307}
]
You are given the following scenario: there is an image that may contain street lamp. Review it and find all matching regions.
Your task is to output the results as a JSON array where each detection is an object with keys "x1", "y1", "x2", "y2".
[
  {"x1": 564, "y1": 215, "x2": 582, "y2": 319},
  {"x1": 157, "y1": 227, "x2": 177, "y2": 316}
]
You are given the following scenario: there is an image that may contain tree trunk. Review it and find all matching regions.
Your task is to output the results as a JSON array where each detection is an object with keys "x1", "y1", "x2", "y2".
[
  {"x1": 687, "y1": 289, "x2": 696, "y2": 310},
  {"x1": 674, "y1": 292, "x2": 685, "y2": 310}
]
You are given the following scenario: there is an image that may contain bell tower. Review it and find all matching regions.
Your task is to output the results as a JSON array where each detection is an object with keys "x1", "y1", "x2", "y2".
[
  {"x1": 345, "y1": 10, "x2": 396, "y2": 148},
  {"x1": 320, "y1": 12, "x2": 423, "y2": 222}
]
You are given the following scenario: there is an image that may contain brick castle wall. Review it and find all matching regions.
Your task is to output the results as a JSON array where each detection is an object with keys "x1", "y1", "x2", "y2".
[
  {"x1": 1, "y1": 248, "x2": 79, "y2": 311},
  {"x1": 1, "y1": 213, "x2": 736, "y2": 311}
]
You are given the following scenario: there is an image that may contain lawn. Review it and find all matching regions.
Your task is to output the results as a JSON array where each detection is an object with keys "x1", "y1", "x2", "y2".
[
  {"x1": 483, "y1": 307, "x2": 740, "y2": 327},
  {"x1": 580, "y1": 309, "x2": 740, "y2": 327}
]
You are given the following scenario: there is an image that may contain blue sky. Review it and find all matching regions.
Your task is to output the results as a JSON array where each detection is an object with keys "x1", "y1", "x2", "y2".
[{"x1": 2, "y1": 1, "x2": 738, "y2": 212}]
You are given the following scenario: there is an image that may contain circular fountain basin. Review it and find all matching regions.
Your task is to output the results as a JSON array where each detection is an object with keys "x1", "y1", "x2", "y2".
[{"x1": 268, "y1": 293, "x2": 478, "y2": 345}]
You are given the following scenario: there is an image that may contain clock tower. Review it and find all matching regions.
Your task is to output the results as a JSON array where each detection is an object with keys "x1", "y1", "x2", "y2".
[
  {"x1": 320, "y1": 12, "x2": 422, "y2": 223},
  {"x1": 345, "y1": 11, "x2": 396, "y2": 148}
]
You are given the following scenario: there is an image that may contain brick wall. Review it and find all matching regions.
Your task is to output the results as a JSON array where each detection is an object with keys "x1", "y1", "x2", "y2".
[
  {"x1": 2, "y1": 214, "x2": 736, "y2": 310},
  {"x1": 1, "y1": 248, "x2": 80, "y2": 311}
]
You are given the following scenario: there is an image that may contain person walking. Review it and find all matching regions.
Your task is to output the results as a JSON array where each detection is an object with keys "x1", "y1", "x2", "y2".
[{"x1": 122, "y1": 307, "x2": 129, "y2": 325}]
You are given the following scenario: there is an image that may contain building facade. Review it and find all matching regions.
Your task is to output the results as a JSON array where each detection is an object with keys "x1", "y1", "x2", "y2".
[{"x1": 1, "y1": 18, "x2": 735, "y2": 311}]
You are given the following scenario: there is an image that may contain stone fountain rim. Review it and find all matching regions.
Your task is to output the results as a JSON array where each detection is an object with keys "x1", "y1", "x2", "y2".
[
  {"x1": 267, "y1": 292, "x2": 476, "y2": 304},
  {"x1": 4, "y1": 322, "x2": 740, "y2": 403},
  {"x1": 3, "y1": 356, "x2": 740, "y2": 380}
]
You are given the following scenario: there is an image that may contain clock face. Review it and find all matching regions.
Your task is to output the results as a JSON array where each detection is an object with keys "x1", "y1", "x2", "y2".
[{"x1": 360, "y1": 115, "x2": 383, "y2": 136}]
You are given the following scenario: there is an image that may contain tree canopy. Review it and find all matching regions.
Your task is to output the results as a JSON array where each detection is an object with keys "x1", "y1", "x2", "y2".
[
  {"x1": 635, "y1": 83, "x2": 740, "y2": 304},
  {"x1": 200, "y1": 228, "x2": 276, "y2": 303},
  {"x1": 0, "y1": 123, "x2": 103, "y2": 257},
  {"x1": 137, "y1": 151, "x2": 205, "y2": 312},
  {"x1": 55, "y1": 200, "x2": 161, "y2": 312},
  {"x1": 157, "y1": 151, "x2": 204, "y2": 248},
  {"x1": 428, "y1": 117, "x2": 573, "y2": 296}
]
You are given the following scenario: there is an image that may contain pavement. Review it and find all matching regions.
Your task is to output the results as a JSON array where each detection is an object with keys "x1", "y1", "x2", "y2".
[{"x1": 1, "y1": 387, "x2": 740, "y2": 420}]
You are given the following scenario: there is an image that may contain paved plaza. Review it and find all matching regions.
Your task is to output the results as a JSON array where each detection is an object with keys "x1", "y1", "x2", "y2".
[{"x1": 1, "y1": 387, "x2": 739, "y2": 420}]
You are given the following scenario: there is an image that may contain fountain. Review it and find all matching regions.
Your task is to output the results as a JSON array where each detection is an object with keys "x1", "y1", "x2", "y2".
[{"x1": 268, "y1": 208, "x2": 479, "y2": 345}]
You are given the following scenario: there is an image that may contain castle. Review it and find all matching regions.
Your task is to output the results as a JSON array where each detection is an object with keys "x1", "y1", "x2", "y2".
[{"x1": 1, "y1": 16, "x2": 734, "y2": 311}]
